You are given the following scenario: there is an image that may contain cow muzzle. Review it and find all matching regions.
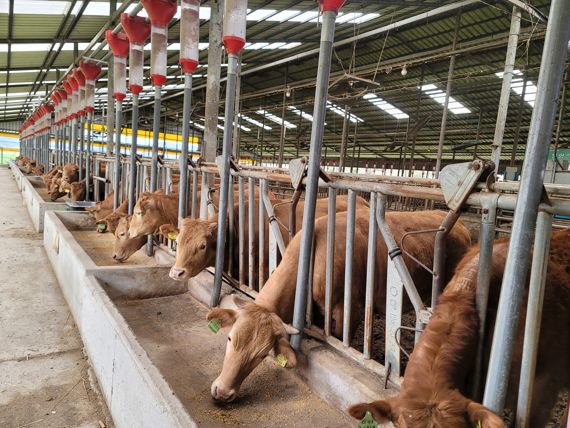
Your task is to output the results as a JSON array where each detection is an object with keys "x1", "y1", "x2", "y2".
[
  {"x1": 169, "y1": 266, "x2": 188, "y2": 281},
  {"x1": 211, "y1": 381, "x2": 236, "y2": 402}
]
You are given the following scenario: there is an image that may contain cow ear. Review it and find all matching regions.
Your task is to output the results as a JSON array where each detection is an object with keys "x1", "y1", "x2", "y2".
[
  {"x1": 159, "y1": 223, "x2": 178, "y2": 239},
  {"x1": 207, "y1": 308, "x2": 237, "y2": 328},
  {"x1": 207, "y1": 221, "x2": 218, "y2": 236},
  {"x1": 348, "y1": 400, "x2": 392, "y2": 424},
  {"x1": 466, "y1": 401, "x2": 505, "y2": 428},
  {"x1": 139, "y1": 196, "x2": 155, "y2": 211},
  {"x1": 273, "y1": 336, "x2": 297, "y2": 368}
]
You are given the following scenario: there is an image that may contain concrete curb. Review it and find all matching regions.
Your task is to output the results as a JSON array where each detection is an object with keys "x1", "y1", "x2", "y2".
[{"x1": 9, "y1": 161, "x2": 24, "y2": 191}]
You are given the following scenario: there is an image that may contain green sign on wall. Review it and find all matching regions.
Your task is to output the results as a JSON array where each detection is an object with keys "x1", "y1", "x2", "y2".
[{"x1": 548, "y1": 149, "x2": 570, "y2": 161}]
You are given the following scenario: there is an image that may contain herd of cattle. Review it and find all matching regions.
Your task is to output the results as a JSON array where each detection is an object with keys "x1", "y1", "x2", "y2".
[{"x1": 15, "y1": 155, "x2": 569, "y2": 427}]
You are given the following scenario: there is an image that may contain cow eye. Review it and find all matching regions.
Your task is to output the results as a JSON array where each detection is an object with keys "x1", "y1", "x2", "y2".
[
  {"x1": 119, "y1": 232, "x2": 125, "y2": 237},
  {"x1": 228, "y1": 337, "x2": 231, "y2": 342},
  {"x1": 200, "y1": 243, "x2": 206, "y2": 250}
]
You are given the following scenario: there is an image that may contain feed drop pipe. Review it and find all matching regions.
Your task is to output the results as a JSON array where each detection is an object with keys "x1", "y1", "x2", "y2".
[
  {"x1": 211, "y1": 0, "x2": 248, "y2": 308},
  {"x1": 483, "y1": 0, "x2": 570, "y2": 413},
  {"x1": 516, "y1": 209, "x2": 553, "y2": 427},
  {"x1": 121, "y1": 14, "x2": 151, "y2": 214},
  {"x1": 73, "y1": 67, "x2": 87, "y2": 182},
  {"x1": 377, "y1": 193, "x2": 428, "y2": 343},
  {"x1": 63, "y1": 79, "x2": 75, "y2": 166},
  {"x1": 50, "y1": 94, "x2": 59, "y2": 166},
  {"x1": 291, "y1": 0, "x2": 346, "y2": 350},
  {"x1": 67, "y1": 73, "x2": 80, "y2": 165},
  {"x1": 80, "y1": 60, "x2": 103, "y2": 202},
  {"x1": 177, "y1": 0, "x2": 200, "y2": 224},
  {"x1": 141, "y1": 0, "x2": 178, "y2": 256},
  {"x1": 105, "y1": 30, "x2": 130, "y2": 210}
]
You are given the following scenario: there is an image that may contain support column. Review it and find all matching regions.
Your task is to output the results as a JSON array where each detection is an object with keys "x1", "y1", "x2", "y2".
[
  {"x1": 200, "y1": 0, "x2": 223, "y2": 219},
  {"x1": 339, "y1": 105, "x2": 350, "y2": 172},
  {"x1": 483, "y1": 0, "x2": 570, "y2": 412},
  {"x1": 106, "y1": 56, "x2": 115, "y2": 155},
  {"x1": 491, "y1": 7, "x2": 522, "y2": 174},
  {"x1": 277, "y1": 67, "x2": 288, "y2": 168},
  {"x1": 434, "y1": 12, "x2": 460, "y2": 178}
]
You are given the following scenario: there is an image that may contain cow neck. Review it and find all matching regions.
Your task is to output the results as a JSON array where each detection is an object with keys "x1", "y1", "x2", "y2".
[{"x1": 154, "y1": 195, "x2": 179, "y2": 226}]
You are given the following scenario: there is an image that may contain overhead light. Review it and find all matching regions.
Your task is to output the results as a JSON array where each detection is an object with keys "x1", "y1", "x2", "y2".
[
  {"x1": 286, "y1": 86, "x2": 291, "y2": 98},
  {"x1": 401, "y1": 65, "x2": 408, "y2": 76}
]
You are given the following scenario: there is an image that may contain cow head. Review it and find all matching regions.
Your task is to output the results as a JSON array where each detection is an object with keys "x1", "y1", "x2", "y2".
[
  {"x1": 98, "y1": 211, "x2": 126, "y2": 234},
  {"x1": 348, "y1": 390, "x2": 504, "y2": 428},
  {"x1": 165, "y1": 218, "x2": 217, "y2": 280},
  {"x1": 128, "y1": 195, "x2": 163, "y2": 238},
  {"x1": 69, "y1": 180, "x2": 86, "y2": 201},
  {"x1": 207, "y1": 304, "x2": 298, "y2": 402},
  {"x1": 113, "y1": 216, "x2": 147, "y2": 262},
  {"x1": 62, "y1": 163, "x2": 79, "y2": 182}
]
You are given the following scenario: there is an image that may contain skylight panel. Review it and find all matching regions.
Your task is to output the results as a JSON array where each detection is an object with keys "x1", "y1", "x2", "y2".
[
  {"x1": 264, "y1": 42, "x2": 287, "y2": 50},
  {"x1": 266, "y1": 10, "x2": 301, "y2": 22},
  {"x1": 287, "y1": 106, "x2": 320, "y2": 123},
  {"x1": 495, "y1": 69, "x2": 537, "y2": 108},
  {"x1": 420, "y1": 84, "x2": 471, "y2": 115},
  {"x1": 336, "y1": 13, "x2": 363, "y2": 24},
  {"x1": 6, "y1": 44, "x2": 53, "y2": 52},
  {"x1": 190, "y1": 121, "x2": 206, "y2": 130},
  {"x1": 326, "y1": 101, "x2": 364, "y2": 123},
  {"x1": 289, "y1": 11, "x2": 320, "y2": 23},
  {"x1": 14, "y1": 1, "x2": 70, "y2": 15},
  {"x1": 363, "y1": 93, "x2": 409, "y2": 120},
  {"x1": 239, "y1": 114, "x2": 272, "y2": 130},
  {"x1": 256, "y1": 109, "x2": 297, "y2": 129},
  {"x1": 247, "y1": 9, "x2": 277, "y2": 21},
  {"x1": 218, "y1": 116, "x2": 251, "y2": 132},
  {"x1": 246, "y1": 42, "x2": 269, "y2": 50},
  {"x1": 347, "y1": 13, "x2": 380, "y2": 24},
  {"x1": 280, "y1": 42, "x2": 302, "y2": 49}
]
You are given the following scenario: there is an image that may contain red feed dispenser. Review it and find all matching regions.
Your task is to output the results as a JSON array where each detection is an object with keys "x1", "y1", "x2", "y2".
[
  {"x1": 320, "y1": 0, "x2": 346, "y2": 14},
  {"x1": 121, "y1": 14, "x2": 151, "y2": 94},
  {"x1": 223, "y1": 0, "x2": 247, "y2": 55},
  {"x1": 141, "y1": 0, "x2": 178, "y2": 86},
  {"x1": 72, "y1": 67, "x2": 86, "y2": 116},
  {"x1": 63, "y1": 80, "x2": 74, "y2": 122},
  {"x1": 79, "y1": 60, "x2": 102, "y2": 114},
  {"x1": 105, "y1": 30, "x2": 130, "y2": 102},
  {"x1": 66, "y1": 74, "x2": 79, "y2": 120},
  {"x1": 180, "y1": 0, "x2": 200, "y2": 74}
]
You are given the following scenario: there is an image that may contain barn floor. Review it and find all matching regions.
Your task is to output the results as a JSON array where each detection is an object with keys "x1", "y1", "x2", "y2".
[
  {"x1": 0, "y1": 167, "x2": 113, "y2": 428},
  {"x1": 115, "y1": 292, "x2": 353, "y2": 427}
]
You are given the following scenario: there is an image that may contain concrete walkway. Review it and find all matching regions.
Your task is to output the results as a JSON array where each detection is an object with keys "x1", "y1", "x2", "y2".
[{"x1": 0, "y1": 167, "x2": 112, "y2": 428}]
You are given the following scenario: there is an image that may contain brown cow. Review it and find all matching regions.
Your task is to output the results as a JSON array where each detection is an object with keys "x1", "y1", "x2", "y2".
[
  {"x1": 24, "y1": 159, "x2": 37, "y2": 174},
  {"x1": 166, "y1": 194, "x2": 369, "y2": 283},
  {"x1": 348, "y1": 230, "x2": 570, "y2": 428},
  {"x1": 32, "y1": 164, "x2": 45, "y2": 175},
  {"x1": 96, "y1": 197, "x2": 129, "y2": 233},
  {"x1": 128, "y1": 193, "x2": 179, "y2": 238},
  {"x1": 112, "y1": 215, "x2": 148, "y2": 262},
  {"x1": 206, "y1": 209, "x2": 471, "y2": 402},
  {"x1": 42, "y1": 166, "x2": 60, "y2": 187},
  {"x1": 85, "y1": 191, "x2": 116, "y2": 222},
  {"x1": 59, "y1": 163, "x2": 80, "y2": 190}
]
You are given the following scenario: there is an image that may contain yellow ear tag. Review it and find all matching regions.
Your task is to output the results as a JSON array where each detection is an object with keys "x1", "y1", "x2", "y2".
[
  {"x1": 358, "y1": 411, "x2": 378, "y2": 428},
  {"x1": 477, "y1": 422, "x2": 482, "y2": 428},
  {"x1": 65, "y1": 189, "x2": 70, "y2": 193},
  {"x1": 275, "y1": 354, "x2": 288, "y2": 368},
  {"x1": 168, "y1": 231, "x2": 178, "y2": 241},
  {"x1": 208, "y1": 318, "x2": 221, "y2": 334}
]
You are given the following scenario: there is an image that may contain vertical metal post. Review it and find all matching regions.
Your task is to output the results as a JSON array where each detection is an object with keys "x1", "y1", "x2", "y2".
[
  {"x1": 431, "y1": 210, "x2": 461, "y2": 307},
  {"x1": 434, "y1": 12, "x2": 461, "y2": 178},
  {"x1": 238, "y1": 176, "x2": 245, "y2": 285},
  {"x1": 548, "y1": 82, "x2": 567, "y2": 183},
  {"x1": 471, "y1": 195, "x2": 498, "y2": 399},
  {"x1": 211, "y1": 52, "x2": 239, "y2": 307},
  {"x1": 409, "y1": 65, "x2": 424, "y2": 174},
  {"x1": 85, "y1": 112, "x2": 93, "y2": 201},
  {"x1": 277, "y1": 67, "x2": 288, "y2": 168},
  {"x1": 113, "y1": 101, "x2": 122, "y2": 210},
  {"x1": 107, "y1": 56, "x2": 115, "y2": 155},
  {"x1": 324, "y1": 188, "x2": 336, "y2": 337},
  {"x1": 70, "y1": 118, "x2": 77, "y2": 165},
  {"x1": 342, "y1": 190, "x2": 357, "y2": 345},
  {"x1": 78, "y1": 114, "x2": 85, "y2": 181},
  {"x1": 147, "y1": 86, "x2": 162, "y2": 256},
  {"x1": 516, "y1": 209, "x2": 553, "y2": 427},
  {"x1": 191, "y1": 170, "x2": 198, "y2": 218},
  {"x1": 339, "y1": 105, "x2": 350, "y2": 172},
  {"x1": 491, "y1": 7, "x2": 521, "y2": 174},
  {"x1": 510, "y1": 72, "x2": 528, "y2": 167},
  {"x1": 128, "y1": 93, "x2": 139, "y2": 215},
  {"x1": 363, "y1": 193, "x2": 377, "y2": 359},
  {"x1": 483, "y1": 0, "x2": 570, "y2": 412},
  {"x1": 178, "y1": 74, "x2": 193, "y2": 224},
  {"x1": 258, "y1": 177, "x2": 265, "y2": 290},
  {"x1": 291, "y1": 8, "x2": 340, "y2": 350},
  {"x1": 248, "y1": 177, "x2": 255, "y2": 290}
]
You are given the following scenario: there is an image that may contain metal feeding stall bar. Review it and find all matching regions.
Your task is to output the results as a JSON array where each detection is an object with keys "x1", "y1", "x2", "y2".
[
  {"x1": 105, "y1": 30, "x2": 130, "y2": 210},
  {"x1": 141, "y1": 0, "x2": 178, "y2": 254},
  {"x1": 72, "y1": 67, "x2": 87, "y2": 182},
  {"x1": 120, "y1": 13, "x2": 151, "y2": 215}
]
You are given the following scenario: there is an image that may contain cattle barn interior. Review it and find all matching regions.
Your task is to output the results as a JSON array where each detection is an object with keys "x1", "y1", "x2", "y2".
[{"x1": 1, "y1": 0, "x2": 569, "y2": 427}]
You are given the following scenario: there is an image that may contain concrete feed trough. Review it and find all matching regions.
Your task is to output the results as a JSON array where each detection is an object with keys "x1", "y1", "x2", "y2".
[
  {"x1": 20, "y1": 175, "x2": 67, "y2": 232},
  {"x1": 42, "y1": 209, "x2": 388, "y2": 427},
  {"x1": 9, "y1": 161, "x2": 25, "y2": 191}
]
